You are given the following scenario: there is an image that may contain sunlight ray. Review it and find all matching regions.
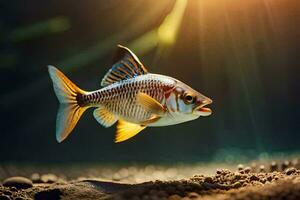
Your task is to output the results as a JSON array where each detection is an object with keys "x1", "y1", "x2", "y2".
[
  {"x1": 158, "y1": 0, "x2": 187, "y2": 46},
  {"x1": 222, "y1": 0, "x2": 263, "y2": 152}
]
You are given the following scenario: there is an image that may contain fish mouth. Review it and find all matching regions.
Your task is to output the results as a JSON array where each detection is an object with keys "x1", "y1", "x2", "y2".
[{"x1": 193, "y1": 99, "x2": 212, "y2": 116}]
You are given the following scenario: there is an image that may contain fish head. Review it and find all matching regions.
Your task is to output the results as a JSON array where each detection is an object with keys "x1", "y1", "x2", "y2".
[{"x1": 166, "y1": 82, "x2": 213, "y2": 117}]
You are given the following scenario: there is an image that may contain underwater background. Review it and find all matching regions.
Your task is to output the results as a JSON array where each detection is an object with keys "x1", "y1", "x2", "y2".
[{"x1": 0, "y1": 0, "x2": 299, "y2": 163}]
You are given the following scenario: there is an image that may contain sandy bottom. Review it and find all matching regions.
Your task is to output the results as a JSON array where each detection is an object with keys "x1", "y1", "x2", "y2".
[{"x1": 1, "y1": 158, "x2": 300, "y2": 200}]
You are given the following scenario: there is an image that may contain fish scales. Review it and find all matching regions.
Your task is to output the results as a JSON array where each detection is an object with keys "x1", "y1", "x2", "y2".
[
  {"x1": 85, "y1": 74, "x2": 174, "y2": 123},
  {"x1": 48, "y1": 45, "x2": 212, "y2": 143}
]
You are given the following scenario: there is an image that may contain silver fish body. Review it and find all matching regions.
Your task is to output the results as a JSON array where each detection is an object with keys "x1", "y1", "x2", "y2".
[
  {"x1": 48, "y1": 45, "x2": 212, "y2": 143},
  {"x1": 85, "y1": 74, "x2": 175, "y2": 125}
]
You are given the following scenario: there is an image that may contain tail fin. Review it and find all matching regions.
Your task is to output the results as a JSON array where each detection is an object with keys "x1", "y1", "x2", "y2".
[{"x1": 48, "y1": 65, "x2": 88, "y2": 143}]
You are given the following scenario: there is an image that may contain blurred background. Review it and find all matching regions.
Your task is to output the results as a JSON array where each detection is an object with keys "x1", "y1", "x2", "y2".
[{"x1": 0, "y1": 0, "x2": 299, "y2": 164}]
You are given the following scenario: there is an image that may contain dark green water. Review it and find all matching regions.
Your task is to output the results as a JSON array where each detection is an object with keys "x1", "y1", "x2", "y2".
[{"x1": 0, "y1": 0, "x2": 299, "y2": 163}]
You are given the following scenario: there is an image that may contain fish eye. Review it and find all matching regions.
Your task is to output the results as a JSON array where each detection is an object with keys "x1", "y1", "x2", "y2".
[{"x1": 183, "y1": 93, "x2": 195, "y2": 104}]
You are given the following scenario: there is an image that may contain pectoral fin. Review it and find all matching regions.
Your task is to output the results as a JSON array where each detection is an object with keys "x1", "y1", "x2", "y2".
[
  {"x1": 93, "y1": 107, "x2": 118, "y2": 127},
  {"x1": 115, "y1": 120, "x2": 146, "y2": 143},
  {"x1": 136, "y1": 92, "x2": 165, "y2": 115}
]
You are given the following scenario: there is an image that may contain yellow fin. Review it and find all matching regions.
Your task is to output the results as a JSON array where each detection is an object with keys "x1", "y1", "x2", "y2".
[
  {"x1": 56, "y1": 104, "x2": 88, "y2": 143},
  {"x1": 137, "y1": 92, "x2": 165, "y2": 115},
  {"x1": 93, "y1": 107, "x2": 118, "y2": 127},
  {"x1": 115, "y1": 120, "x2": 146, "y2": 143},
  {"x1": 48, "y1": 65, "x2": 88, "y2": 143}
]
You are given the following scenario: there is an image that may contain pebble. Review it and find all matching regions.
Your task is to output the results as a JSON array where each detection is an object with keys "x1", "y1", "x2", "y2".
[
  {"x1": 282, "y1": 160, "x2": 290, "y2": 171},
  {"x1": 285, "y1": 167, "x2": 296, "y2": 175},
  {"x1": 168, "y1": 194, "x2": 181, "y2": 200},
  {"x1": 204, "y1": 176, "x2": 213, "y2": 183},
  {"x1": 232, "y1": 181, "x2": 242, "y2": 188},
  {"x1": 187, "y1": 192, "x2": 199, "y2": 198},
  {"x1": 251, "y1": 163, "x2": 257, "y2": 172},
  {"x1": 234, "y1": 173, "x2": 242, "y2": 180},
  {"x1": 8, "y1": 187, "x2": 17, "y2": 192},
  {"x1": 3, "y1": 191, "x2": 12, "y2": 196},
  {"x1": 2, "y1": 177, "x2": 33, "y2": 189},
  {"x1": 249, "y1": 175, "x2": 259, "y2": 181},
  {"x1": 259, "y1": 165, "x2": 265, "y2": 172},
  {"x1": 270, "y1": 161, "x2": 278, "y2": 172},
  {"x1": 237, "y1": 164, "x2": 244, "y2": 171},
  {"x1": 30, "y1": 173, "x2": 42, "y2": 183},
  {"x1": 267, "y1": 175, "x2": 273, "y2": 182},
  {"x1": 0, "y1": 195, "x2": 11, "y2": 200},
  {"x1": 260, "y1": 178, "x2": 266, "y2": 184},
  {"x1": 292, "y1": 159, "x2": 300, "y2": 169},
  {"x1": 244, "y1": 167, "x2": 252, "y2": 173},
  {"x1": 40, "y1": 174, "x2": 58, "y2": 183}
]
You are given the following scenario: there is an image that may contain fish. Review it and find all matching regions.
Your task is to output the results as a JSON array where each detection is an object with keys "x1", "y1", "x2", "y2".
[{"x1": 48, "y1": 45, "x2": 213, "y2": 143}]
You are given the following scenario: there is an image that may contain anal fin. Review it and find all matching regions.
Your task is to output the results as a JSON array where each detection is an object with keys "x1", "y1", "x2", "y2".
[
  {"x1": 115, "y1": 120, "x2": 146, "y2": 143},
  {"x1": 93, "y1": 107, "x2": 118, "y2": 127}
]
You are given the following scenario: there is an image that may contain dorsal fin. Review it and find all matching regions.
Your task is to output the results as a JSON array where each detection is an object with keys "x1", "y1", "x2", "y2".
[{"x1": 101, "y1": 45, "x2": 148, "y2": 87}]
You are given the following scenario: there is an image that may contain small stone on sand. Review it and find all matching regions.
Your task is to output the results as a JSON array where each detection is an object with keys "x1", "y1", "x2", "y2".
[
  {"x1": 30, "y1": 173, "x2": 41, "y2": 183},
  {"x1": 237, "y1": 164, "x2": 244, "y2": 171},
  {"x1": 270, "y1": 161, "x2": 278, "y2": 172},
  {"x1": 3, "y1": 177, "x2": 33, "y2": 189},
  {"x1": 40, "y1": 174, "x2": 58, "y2": 183},
  {"x1": 285, "y1": 167, "x2": 296, "y2": 175},
  {"x1": 0, "y1": 195, "x2": 10, "y2": 200}
]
